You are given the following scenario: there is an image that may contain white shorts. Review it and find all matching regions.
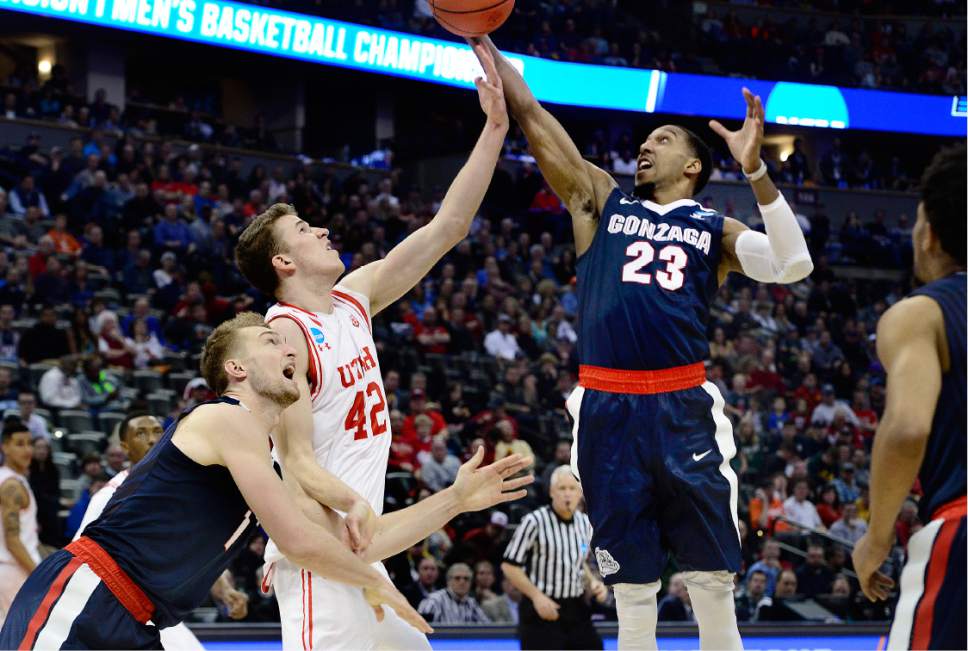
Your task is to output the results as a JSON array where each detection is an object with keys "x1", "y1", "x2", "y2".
[
  {"x1": 0, "y1": 563, "x2": 29, "y2": 628},
  {"x1": 271, "y1": 558, "x2": 431, "y2": 651},
  {"x1": 160, "y1": 623, "x2": 205, "y2": 651}
]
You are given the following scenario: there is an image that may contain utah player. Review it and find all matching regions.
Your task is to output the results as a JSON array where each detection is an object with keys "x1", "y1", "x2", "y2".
[
  {"x1": 234, "y1": 47, "x2": 525, "y2": 650},
  {"x1": 470, "y1": 37, "x2": 812, "y2": 650},
  {"x1": 0, "y1": 313, "x2": 430, "y2": 649},
  {"x1": 852, "y1": 145, "x2": 965, "y2": 651}
]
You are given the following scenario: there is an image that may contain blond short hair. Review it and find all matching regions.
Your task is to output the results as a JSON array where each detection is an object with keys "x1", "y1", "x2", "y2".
[{"x1": 199, "y1": 312, "x2": 267, "y2": 395}]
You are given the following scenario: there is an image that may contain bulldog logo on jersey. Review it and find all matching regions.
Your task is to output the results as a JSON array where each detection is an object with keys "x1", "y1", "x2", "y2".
[{"x1": 595, "y1": 547, "x2": 620, "y2": 577}]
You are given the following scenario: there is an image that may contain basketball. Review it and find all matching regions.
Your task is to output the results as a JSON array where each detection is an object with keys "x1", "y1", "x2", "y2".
[{"x1": 431, "y1": 0, "x2": 515, "y2": 38}]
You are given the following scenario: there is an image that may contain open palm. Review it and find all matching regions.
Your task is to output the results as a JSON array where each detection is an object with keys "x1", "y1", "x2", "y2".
[
  {"x1": 452, "y1": 447, "x2": 534, "y2": 512},
  {"x1": 709, "y1": 87, "x2": 765, "y2": 174}
]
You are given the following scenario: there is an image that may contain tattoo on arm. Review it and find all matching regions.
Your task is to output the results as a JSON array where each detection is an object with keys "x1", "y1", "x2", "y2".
[{"x1": 2, "y1": 509, "x2": 20, "y2": 537}]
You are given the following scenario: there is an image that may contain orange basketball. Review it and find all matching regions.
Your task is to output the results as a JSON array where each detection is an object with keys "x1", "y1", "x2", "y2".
[{"x1": 431, "y1": 0, "x2": 515, "y2": 38}]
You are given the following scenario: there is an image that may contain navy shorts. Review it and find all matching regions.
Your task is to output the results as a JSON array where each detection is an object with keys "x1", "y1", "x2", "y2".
[
  {"x1": 567, "y1": 380, "x2": 741, "y2": 585},
  {"x1": 888, "y1": 500, "x2": 965, "y2": 650},
  {"x1": 0, "y1": 549, "x2": 162, "y2": 650}
]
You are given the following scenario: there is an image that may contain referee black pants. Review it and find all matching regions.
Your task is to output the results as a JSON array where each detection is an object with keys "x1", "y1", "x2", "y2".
[{"x1": 518, "y1": 596, "x2": 603, "y2": 650}]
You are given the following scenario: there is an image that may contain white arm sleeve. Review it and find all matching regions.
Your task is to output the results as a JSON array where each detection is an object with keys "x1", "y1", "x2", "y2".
[{"x1": 734, "y1": 193, "x2": 814, "y2": 284}]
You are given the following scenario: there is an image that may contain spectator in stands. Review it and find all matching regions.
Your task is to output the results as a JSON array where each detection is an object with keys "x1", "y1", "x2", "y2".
[
  {"x1": 816, "y1": 484, "x2": 842, "y2": 528},
  {"x1": 103, "y1": 444, "x2": 126, "y2": 478},
  {"x1": 153, "y1": 204, "x2": 194, "y2": 256},
  {"x1": 8, "y1": 175, "x2": 49, "y2": 217},
  {"x1": 47, "y1": 214, "x2": 81, "y2": 257},
  {"x1": 735, "y1": 569, "x2": 770, "y2": 622},
  {"x1": 0, "y1": 304, "x2": 18, "y2": 364},
  {"x1": 484, "y1": 314, "x2": 521, "y2": 360},
  {"x1": 493, "y1": 420, "x2": 534, "y2": 466},
  {"x1": 28, "y1": 436, "x2": 63, "y2": 547},
  {"x1": 795, "y1": 543, "x2": 835, "y2": 597},
  {"x1": 831, "y1": 464, "x2": 861, "y2": 505},
  {"x1": 482, "y1": 577, "x2": 521, "y2": 624},
  {"x1": 458, "y1": 511, "x2": 509, "y2": 566},
  {"x1": 811, "y1": 331, "x2": 845, "y2": 376},
  {"x1": 757, "y1": 570, "x2": 801, "y2": 621},
  {"x1": 78, "y1": 356, "x2": 122, "y2": 414},
  {"x1": 414, "y1": 307, "x2": 450, "y2": 355},
  {"x1": 657, "y1": 573, "x2": 693, "y2": 622},
  {"x1": 810, "y1": 384, "x2": 859, "y2": 428},
  {"x1": 403, "y1": 557, "x2": 441, "y2": 609},
  {"x1": 65, "y1": 469, "x2": 108, "y2": 539},
  {"x1": 418, "y1": 562, "x2": 491, "y2": 624},
  {"x1": 18, "y1": 307, "x2": 70, "y2": 365},
  {"x1": 782, "y1": 478, "x2": 825, "y2": 532},
  {"x1": 402, "y1": 389, "x2": 447, "y2": 439},
  {"x1": 538, "y1": 439, "x2": 572, "y2": 499},
  {"x1": 829, "y1": 502, "x2": 867, "y2": 545},
  {"x1": 37, "y1": 355, "x2": 81, "y2": 410},
  {"x1": 894, "y1": 499, "x2": 920, "y2": 548},
  {"x1": 97, "y1": 313, "x2": 135, "y2": 369},
  {"x1": 420, "y1": 437, "x2": 460, "y2": 492},
  {"x1": 126, "y1": 318, "x2": 167, "y2": 369},
  {"x1": 0, "y1": 367, "x2": 17, "y2": 412},
  {"x1": 473, "y1": 560, "x2": 499, "y2": 606},
  {"x1": 10, "y1": 392, "x2": 50, "y2": 441},
  {"x1": 747, "y1": 538, "x2": 783, "y2": 596}
]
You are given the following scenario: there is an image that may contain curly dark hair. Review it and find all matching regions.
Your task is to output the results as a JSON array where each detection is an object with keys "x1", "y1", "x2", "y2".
[{"x1": 920, "y1": 143, "x2": 966, "y2": 266}]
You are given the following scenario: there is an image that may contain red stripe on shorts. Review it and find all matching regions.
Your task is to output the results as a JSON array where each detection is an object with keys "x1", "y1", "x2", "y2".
[
  {"x1": 911, "y1": 517, "x2": 960, "y2": 649},
  {"x1": 18, "y1": 557, "x2": 83, "y2": 650}
]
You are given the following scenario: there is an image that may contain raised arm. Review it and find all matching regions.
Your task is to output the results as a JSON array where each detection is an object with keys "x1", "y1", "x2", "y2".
[
  {"x1": 0, "y1": 479, "x2": 36, "y2": 573},
  {"x1": 184, "y1": 406, "x2": 432, "y2": 634},
  {"x1": 340, "y1": 46, "x2": 508, "y2": 315},
  {"x1": 268, "y1": 316, "x2": 377, "y2": 552},
  {"x1": 713, "y1": 88, "x2": 813, "y2": 286},
  {"x1": 852, "y1": 296, "x2": 945, "y2": 602},
  {"x1": 471, "y1": 36, "x2": 617, "y2": 255}
]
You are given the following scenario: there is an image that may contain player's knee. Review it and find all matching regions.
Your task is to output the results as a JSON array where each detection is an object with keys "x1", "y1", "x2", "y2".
[
  {"x1": 681, "y1": 570, "x2": 736, "y2": 594},
  {"x1": 614, "y1": 581, "x2": 662, "y2": 605}
]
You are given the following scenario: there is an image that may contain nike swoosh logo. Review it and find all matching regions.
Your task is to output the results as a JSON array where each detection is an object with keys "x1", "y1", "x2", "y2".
[{"x1": 692, "y1": 450, "x2": 713, "y2": 462}]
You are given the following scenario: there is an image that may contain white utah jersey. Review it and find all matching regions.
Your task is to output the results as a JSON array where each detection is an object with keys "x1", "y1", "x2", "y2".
[
  {"x1": 74, "y1": 469, "x2": 128, "y2": 541},
  {"x1": 265, "y1": 286, "x2": 390, "y2": 513},
  {"x1": 0, "y1": 467, "x2": 40, "y2": 566}
]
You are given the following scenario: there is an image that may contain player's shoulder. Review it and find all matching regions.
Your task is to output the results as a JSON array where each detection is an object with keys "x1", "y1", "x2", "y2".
[
  {"x1": 0, "y1": 476, "x2": 26, "y2": 503},
  {"x1": 879, "y1": 294, "x2": 944, "y2": 337}
]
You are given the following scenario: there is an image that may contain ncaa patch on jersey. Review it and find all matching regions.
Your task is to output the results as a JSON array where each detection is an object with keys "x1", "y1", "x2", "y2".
[{"x1": 595, "y1": 547, "x2": 621, "y2": 577}]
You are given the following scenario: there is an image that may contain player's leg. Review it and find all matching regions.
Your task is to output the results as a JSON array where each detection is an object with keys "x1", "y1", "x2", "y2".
[
  {"x1": 888, "y1": 511, "x2": 966, "y2": 650},
  {"x1": 0, "y1": 563, "x2": 29, "y2": 629},
  {"x1": 568, "y1": 389, "x2": 665, "y2": 649},
  {"x1": 656, "y1": 382, "x2": 743, "y2": 651},
  {"x1": 0, "y1": 551, "x2": 75, "y2": 648},
  {"x1": 160, "y1": 622, "x2": 206, "y2": 650}
]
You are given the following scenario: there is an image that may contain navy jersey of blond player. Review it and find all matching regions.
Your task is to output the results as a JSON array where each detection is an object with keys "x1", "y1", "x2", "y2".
[
  {"x1": 0, "y1": 313, "x2": 432, "y2": 650},
  {"x1": 852, "y1": 144, "x2": 966, "y2": 651},
  {"x1": 471, "y1": 37, "x2": 813, "y2": 650}
]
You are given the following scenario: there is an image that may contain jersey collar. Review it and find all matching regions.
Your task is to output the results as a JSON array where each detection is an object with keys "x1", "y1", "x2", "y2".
[{"x1": 643, "y1": 198, "x2": 699, "y2": 215}]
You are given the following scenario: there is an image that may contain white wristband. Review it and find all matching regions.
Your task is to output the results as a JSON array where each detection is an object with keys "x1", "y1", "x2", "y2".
[{"x1": 743, "y1": 159, "x2": 768, "y2": 182}]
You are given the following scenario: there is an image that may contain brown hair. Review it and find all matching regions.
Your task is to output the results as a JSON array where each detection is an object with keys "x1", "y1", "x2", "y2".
[
  {"x1": 200, "y1": 312, "x2": 267, "y2": 395},
  {"x1": 235, "y1": 203, "x2": 296, "y2": 297}
]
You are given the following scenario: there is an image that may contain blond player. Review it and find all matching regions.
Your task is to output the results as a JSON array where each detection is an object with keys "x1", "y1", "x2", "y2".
[
  {"x1": 0, "y1": 420, "x2": 40, "y2": 628},
  {"x1": 235, "y1": 49, "x2": 518, "y2": 649}
]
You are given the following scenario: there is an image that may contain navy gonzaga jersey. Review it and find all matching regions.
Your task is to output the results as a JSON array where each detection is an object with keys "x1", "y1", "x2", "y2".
[
  {"x1": 909, "y1": 272, "x2": 967, "y2": 520},
  {"x1": 577, "y1": 188, "x2": 724, "y2": 370},
  {"x1": 83, "y1": 397, "x2": 259, "y2": 628}
]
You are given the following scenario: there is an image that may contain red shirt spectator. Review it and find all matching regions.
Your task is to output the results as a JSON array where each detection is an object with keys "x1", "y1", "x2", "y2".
[
  {"x1": 793, "y1": 373, "x2": 823, "y2": 413},
  {"x1": 401, "y1": 389, "x2": 447, "y2": 440},
  {"x1": 413, "y1": 307, "x2": 450, "y2": 355}
]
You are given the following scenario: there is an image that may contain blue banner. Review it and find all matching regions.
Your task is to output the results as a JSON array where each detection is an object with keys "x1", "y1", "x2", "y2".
[{"x1": 1, "y1": 0, "x2": 964, "y2": 136}]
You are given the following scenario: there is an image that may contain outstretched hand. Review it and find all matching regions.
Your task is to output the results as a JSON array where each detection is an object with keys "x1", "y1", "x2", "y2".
[
  {"x1": 709, "y1": 87, "x2": 765, "y2": 174},
  {"x1": 469, "y1": 38, "x2": 508, "y2": 128},
  {"x1": 452, "y1": 446, "x2": 534, "y2": 512}
]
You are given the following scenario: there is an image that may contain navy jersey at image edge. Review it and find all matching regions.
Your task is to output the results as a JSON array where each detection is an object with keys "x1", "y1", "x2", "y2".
[
  {"x1": 908, "y1": 272, "x2": 967, "y2": 521},
  {"x1": 576, "y1": 188, "x2": 725, "y2": 371},
  {"x1": 81, "y1": 397, "x2": 260, "y2": 628}
]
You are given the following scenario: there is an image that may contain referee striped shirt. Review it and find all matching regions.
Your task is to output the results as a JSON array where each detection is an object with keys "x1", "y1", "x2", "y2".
[
  {"x1": 417, "y1": 588, "x2": 491, "y2": 624},
  {"x1": 502, "y1": 505, "x2": 593, "y2": 599}
]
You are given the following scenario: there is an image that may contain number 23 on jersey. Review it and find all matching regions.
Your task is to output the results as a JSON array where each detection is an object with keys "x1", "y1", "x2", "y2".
[{"x1": 622, "y1": 241, "x2": 688, "y2": 290}]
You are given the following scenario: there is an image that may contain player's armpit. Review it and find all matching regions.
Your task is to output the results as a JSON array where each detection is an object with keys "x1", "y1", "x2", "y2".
[{"x1": 718, "y1": 217, "x2": 750, "y2": 283}]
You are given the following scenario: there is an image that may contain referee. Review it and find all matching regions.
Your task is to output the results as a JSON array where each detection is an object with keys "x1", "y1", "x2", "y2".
[{"x1": 502, "y1": 466, "x2": 607, "y2": 650}]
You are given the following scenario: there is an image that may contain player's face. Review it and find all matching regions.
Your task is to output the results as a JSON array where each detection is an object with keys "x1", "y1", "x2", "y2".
[
  {"x1": 2, "y1": 431, "x2": 33, "y2": 471},
  {"x1": 241, "y1": 328, "x2": 300, "y2": 407},
  {"x1": 123, "y1": 415, "x2": 164, "y2": 465},
  {"x1": 273, "y1": 213, "x2": 344, "y2": 280},
  {"x1": 550, "y1": 472, "x2": 582, "y2": 516},
  {"x1": 636, "y1": 126, "x2": 694, "y2": 191}
]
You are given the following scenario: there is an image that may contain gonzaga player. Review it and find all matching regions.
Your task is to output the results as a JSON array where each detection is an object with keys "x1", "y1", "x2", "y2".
[
  {"x1": 233, "y1": 47, "x2": 535, "y2": 650},
  {"x1": 470, "y1": 37, "x2": 813, "y2": 650}
]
